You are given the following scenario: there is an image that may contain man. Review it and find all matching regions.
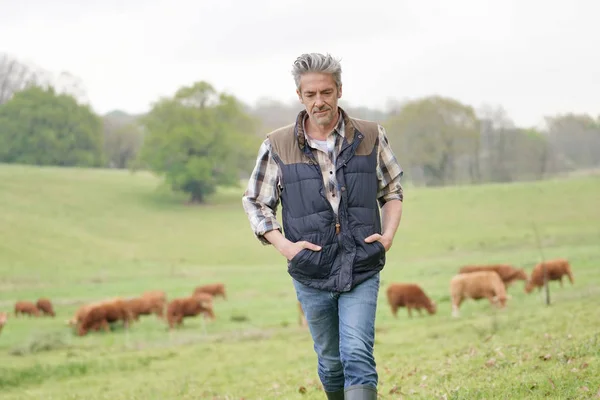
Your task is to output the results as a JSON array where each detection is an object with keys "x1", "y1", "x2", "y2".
[{"x1": 242, "y1": 53, "x2": 404, "y2": 400}]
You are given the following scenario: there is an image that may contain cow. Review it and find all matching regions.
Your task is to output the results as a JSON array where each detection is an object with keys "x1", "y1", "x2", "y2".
[
  {"x1": 525, "y1": 258, "x2": 574, "y2": 293},
  {"x1": 14, "y1": 301, "x2": 40, "y2": 317},
  {"x1": 142, "y1": 290, "x2": 166, "y2": 318},
  {"x1": 67, "y1": 303, "x2": 98, "y2": 327},
  {"x1": 459, "y1": 264, "x2": 528, "y2": 288},
  {"x1": 0, "y1": 312, "x2": 7, "y2": 334},
  {"x1": 193, "y1": 283, "x2": 227, "y2": 300},
  {"x1": 298, "y1": 302, "x2": 308, "y2": 327},
  {"x1": 96, "y1": 298, "x2": 132, "y2": 327},
  {"x1": 67, "y1": 298, "x2": 119, "y2": 327},
  {"x1": 67, "y1": 297, "x2": 133, "y2": 335},
  {"x1": 450, "y1": 271, "x2": 508, "y2": 317},
  {"x1": 386, "y1": 283, "x2": 437, "y2": 318},
  {"x1": 125, "y1": 296, "x2": 165, "y2": 320},
  {"x1": 77, "y1": 305, "x2": 111, "y2": 336},
  {"x1": 36, "y1": 298, "x2": 56, "y2": 317},
  {"x1": 166, "y1": 294, "x2": 214, "y2": 330},
  {"x1": 76, "y1": 298, "x2": 133, "y2": 336}
]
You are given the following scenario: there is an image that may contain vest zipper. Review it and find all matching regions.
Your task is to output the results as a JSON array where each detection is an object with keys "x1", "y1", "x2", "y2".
[{"x1": 307, "y1": 153, "x2": 341, "y2": 235}]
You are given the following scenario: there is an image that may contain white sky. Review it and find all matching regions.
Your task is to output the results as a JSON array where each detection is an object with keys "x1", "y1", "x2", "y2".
[{"x1": 1, "y1": 0, "x2": 598, "y2": 127}]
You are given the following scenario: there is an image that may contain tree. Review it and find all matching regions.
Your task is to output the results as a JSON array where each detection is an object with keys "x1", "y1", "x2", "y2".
[
  {"x1": 0, "y1": 53, "x2": 40, "y2": 105},
  {"x1": 138, "y1": 81, "x2": 260, "y2": 203},
  {"x1": 0, "y1": 86, "x2": 104, "y2": 167},
  {"x1": 385, "y1": 96, "x2": 480, "y2": 186},
  {"x1": 102, "y1": 111, "x2": 144, "y2": 169},
  {"x1": 545, "y1": 113, "x2": 600, "y2": 170},
  {"x1": 477, "y1": 105, "x2": 516, "y2": 182},
  {"x1": 511, "y1": 128, "x2": 552, "y2": 180}
]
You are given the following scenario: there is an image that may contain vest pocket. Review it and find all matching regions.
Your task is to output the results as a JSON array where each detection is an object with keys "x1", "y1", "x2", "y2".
[
  {"x1": 288, "y1": 232, "x2": 334, "y2": 279},
  {"x1": 353, "y1": 225, "x2": 385, "y2": 272}
]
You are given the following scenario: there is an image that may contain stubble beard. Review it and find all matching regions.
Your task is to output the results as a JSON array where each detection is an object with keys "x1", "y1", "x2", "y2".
[{"x1": 312, "y1": 108, "x2": 334, "y2": 127}]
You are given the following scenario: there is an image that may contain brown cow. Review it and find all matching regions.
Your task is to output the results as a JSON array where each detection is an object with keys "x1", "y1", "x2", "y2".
[
  {"x1": 386, "y1": 283, "x2": 437, "y2": 318},
  {"x1": 69, "y1": 298, "x2": 133, "y2": 336},
  {"x1": 142, "y1": 290, "x2": 166, "y2": 318},
  {"x1": 459, "y1": 264, "x2": 528, "y2": 288},
  {"x1": 142, "y1": 290, "x2": 166, "y2": 309},
  {"x1": 0, "y1": 312, "x2": 7, "y2": 334},
  {"x1": 298, "y1": 302, "x2": 308, "y2": 327},
  {"x1": 99, "y1": 299, "x2": 133, "y2": 327},
  {"x1": 167, "y1": 295, "x2": 214, "y2": 330},
  {"x1": 78, "y1": 305, "x2": 111, "y2": 336},
  {"x1": 36, "y1": 298, "x2": 56, "y2": 317},
  {"x1": 125, "y1": 296, "x2": 165, "y2": 320},
  {"x1": 450, "y1": 271, "x2": 508, "y2": 317},
  {"x1": 193, "y1": 283, "x2": 227, "y2": 300},
  {"x1": 67, "y1": 303, "x2": 98, "y2": 327},
  {"x1": 67, "y1": 298, "x2": 120, "y2": 327},
  {"x1": 14, "y1": 301, "x2": 40, "y2": 317},
  {"x1": 525, "y1": 258, "x2": 574, "y2": 293},
  {"x1": 76, "y1": 298, "x2": 133, "y2": 336}
]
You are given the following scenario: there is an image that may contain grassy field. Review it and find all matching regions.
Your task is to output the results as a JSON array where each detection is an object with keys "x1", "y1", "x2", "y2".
[{"x1": 0, "y1": 164, "x2": 599, "y2": 400}]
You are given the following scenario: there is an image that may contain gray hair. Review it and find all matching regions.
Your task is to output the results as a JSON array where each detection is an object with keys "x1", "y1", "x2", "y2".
[{"x1": 292, "y1": 53, "x2": 342, "y2": 90}]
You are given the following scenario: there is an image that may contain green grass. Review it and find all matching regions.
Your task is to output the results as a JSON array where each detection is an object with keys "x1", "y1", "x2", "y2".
[{"x1": 0, "y1": 163, "x2": 599, "y2": 399}]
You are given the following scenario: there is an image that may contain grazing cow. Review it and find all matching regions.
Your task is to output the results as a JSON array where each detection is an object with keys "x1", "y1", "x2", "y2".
[
  {"x1": 67, "y1": 298, "x2": 120, "y2": 327},
  {"x1": 0, "y1": 312, "x2": 7, "y2": 334},
  {"x1": 98, "y1": 299, "x2": 132, "y2": 327},
  {"x1": 166, "y1": 295, "x2": 214, "y2": 330},
  {"x1": 142, "y1": 290, "x2": 166, "y2": 318},
  {"x1": 78, "y1": 305, "x2": 111, "y2": 336},
  {"x1": 450, "y1": 271, "x2": 508, "y2": 317},
  {"x1": 36, "y1": 298, "x2": 56, "y2": 317},
  {"x1": 386, "y1": 283, "x2": 437, "y2": 318},
  {"x1": 459, "y1": 264, "x2": 528, "y2": 288},
  {"x1": 193, "y1": 283, "x2": 227, "y2": 300},
  {"x1": 298, "y1": 302, "x2": 308, "y2": 327},
  {"x1": 525, "y1": 258, "x2": 574, "y2": 293},
  {"x1": 14, "y1": 301, "x2": 40, "y2": 317},
  {"x1": 125, "y1": 296, "x2": 165, "y2": 320},
  {"x1": 76, "y1": 298, "x2": 133, "y2": 336},
  {"x1": 67, "y1": 303, "x2": 97, "y2": 327}
]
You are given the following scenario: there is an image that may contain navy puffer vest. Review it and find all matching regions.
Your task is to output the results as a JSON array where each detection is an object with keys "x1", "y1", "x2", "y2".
[{"x1": 268, "y1": 108, "x2": 385, "y2": 292}]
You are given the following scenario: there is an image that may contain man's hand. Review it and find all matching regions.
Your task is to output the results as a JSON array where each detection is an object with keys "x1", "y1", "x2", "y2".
[
  {"x1": 281, "y1": 240, "x2": 322, "y2": 261},
  {"x1": 263, "y1": 230, "x2": 322, "y2": 261},
  {"x1": 364, "y1": 233, "x2": 393, "y2": 252}
]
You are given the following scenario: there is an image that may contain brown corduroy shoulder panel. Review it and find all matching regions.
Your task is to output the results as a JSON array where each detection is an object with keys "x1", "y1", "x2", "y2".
[
  {"x1": 350, "y1": 118, "x2": 379, "y2": 156},
  {"x1": 267, "y1": 124, "x2": 305, "y2": 165}
]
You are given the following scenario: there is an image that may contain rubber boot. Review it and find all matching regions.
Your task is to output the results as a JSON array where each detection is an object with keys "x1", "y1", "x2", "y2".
[
  {"x1": 324, "y1": 389, "x2": 344, "y2": 400},
  {"x1": 344, "y1": 385, "x2": 377, "y2": 400}
]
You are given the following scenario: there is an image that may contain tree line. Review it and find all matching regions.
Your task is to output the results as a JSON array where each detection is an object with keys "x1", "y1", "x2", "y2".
[{"x1": 1, "y1": 53, "x2": 599, "y2": 202}]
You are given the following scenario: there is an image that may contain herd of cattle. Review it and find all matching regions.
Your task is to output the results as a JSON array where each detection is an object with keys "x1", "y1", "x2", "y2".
[
  {"x1": 0, "y1": 283, "x2": 226, "y2": 337},
  {"x1": 298, "y1": 257, "x2": 575, "y2": 324},
  {"x1": 383, "y1": 258, "x2": 575, "y2": 319},
  {"x1": 0, "y1": 258, "x2": 574, "y2": 337}
]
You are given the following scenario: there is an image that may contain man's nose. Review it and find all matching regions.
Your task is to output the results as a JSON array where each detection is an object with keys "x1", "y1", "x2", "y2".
[{"x1": 315, "y1": 96, "x2": 325, "y2": 107}]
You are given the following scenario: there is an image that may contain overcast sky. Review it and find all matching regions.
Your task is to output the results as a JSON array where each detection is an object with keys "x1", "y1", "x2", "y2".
[{"x1": 1, "y1": 0, "x2": 598, "y2": 127}]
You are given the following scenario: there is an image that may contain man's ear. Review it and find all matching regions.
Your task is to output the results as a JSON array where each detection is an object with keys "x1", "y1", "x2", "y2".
[{"x1": 338, "y1": 85, "x2": 343, "y2": 99}]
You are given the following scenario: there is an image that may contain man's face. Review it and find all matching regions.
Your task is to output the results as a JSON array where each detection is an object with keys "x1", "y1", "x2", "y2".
[{"x1": 297, "y1": 72, "x2": 342, "y2": 128}]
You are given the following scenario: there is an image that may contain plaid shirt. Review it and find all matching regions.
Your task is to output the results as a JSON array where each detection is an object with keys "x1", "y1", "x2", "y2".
[{"x1": 243, "y1": 112, "x2": 404, "y2": 245}]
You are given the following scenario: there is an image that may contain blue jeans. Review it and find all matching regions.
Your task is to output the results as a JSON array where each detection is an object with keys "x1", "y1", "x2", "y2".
[{"x1": 293, "y1": 273, "x2": 380, "y2": 392}]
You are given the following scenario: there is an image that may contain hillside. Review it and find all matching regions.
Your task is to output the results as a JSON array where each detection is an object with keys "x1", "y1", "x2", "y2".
[{"x1": 0, "y1": 163, "x2": 599, "y2": 399}]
